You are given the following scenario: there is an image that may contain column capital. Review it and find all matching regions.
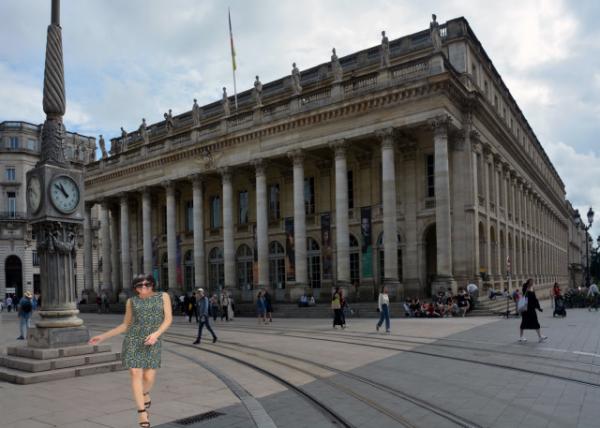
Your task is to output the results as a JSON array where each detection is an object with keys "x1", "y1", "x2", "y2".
[
  {"x1": 288, "y1": 150, "x2": 304, "y2": 166},
  {"x1": 218, "y1": 167, "x2": 231, "y2": 182},
  {"x1": 139, "y1": 185, "x2": 153, "y2": 196},
  {"x1": 375, "y1": 127, "x2": 397, "y2": 148},
  {"x1": 251, "y1": 158, "x2": 267, "y2": 176},
  {"x1": 329, "y1": 139, "x2": 347, "y2": 159},
  {"x1": 117, "y1": 192, "x2": 130, "y2": 203},
  {"x1": 190, "y1": 173, "x2": 204, "y2": 187},
  {"x1": 428, "y1": 114, "x2": 452, "y2": 136}
]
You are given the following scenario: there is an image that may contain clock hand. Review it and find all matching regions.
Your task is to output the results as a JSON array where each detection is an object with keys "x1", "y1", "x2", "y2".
[{"x1": 55, "y1": 183, "x2": 69, "y2": 198}]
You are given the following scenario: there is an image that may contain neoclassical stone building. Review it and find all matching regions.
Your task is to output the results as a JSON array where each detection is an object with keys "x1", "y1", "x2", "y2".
[{"x1": 83, "y1": 16, "x2": 572, "y2": 302}]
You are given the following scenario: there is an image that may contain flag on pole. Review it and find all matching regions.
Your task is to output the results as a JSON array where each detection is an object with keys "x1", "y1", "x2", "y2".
[{"x1": 228, "y1": 8, "x2": 239, "y2": 110}]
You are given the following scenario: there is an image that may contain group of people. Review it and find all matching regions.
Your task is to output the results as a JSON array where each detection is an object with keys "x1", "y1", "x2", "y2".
[
  {"x1": 2, "y1": 293, "x2": 38, "y2": 313},
  {"x1": 255, "y1": 289, "x2": 273, "y2": 324},
  {"x1": 178, "y1": 290, "x2": 235, "y2": 323},
  {"x1": 298, "y1": 293, "x2": 316, "y2": 307},
  {"x1": 402, "y1": 288, "x2": 475, "y2": 318},
  {"x1": 1, "y1": 292, "x2": 38, "y2": 340}
]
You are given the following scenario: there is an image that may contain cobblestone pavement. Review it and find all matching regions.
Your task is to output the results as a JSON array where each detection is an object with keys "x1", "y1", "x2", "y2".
[{"x1": 2, "y1": 303, "x2": 600, "y2": 427}]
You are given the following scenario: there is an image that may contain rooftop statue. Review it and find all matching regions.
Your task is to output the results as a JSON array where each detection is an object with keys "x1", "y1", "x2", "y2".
[
  {"x1": 139, "y1": 118, "x2": 149, "y2": 144},
  {"x1": 291, "y1": 62, "x2": 302, "y2": 95},
  {"x1": 380, "y1": 30, "x2": 390, "y2": 68},
  {"x1": 120, "y1": 126, "x2": 128, "y2": 151},
  {"x1": 192, "y1": 98, "x2": 202, "y2": 126},
  {"x1": 164, "y1": 109, "x2": 174, "y2": 133},
  {"x1": 253, "y1": 75, "x2": 263, "y2": 106},
  {"x1": 98, "y1": 135, "x2": 107, "y2": 159},
  {"x1": 430, "y1": 14, "x2": 442, "y2": 52},
  {"x1": 222, "y1": 87, "x2": 230, "y2": 116},
  {"x1": 331, "y1": 48, "x2": 343, "y2": 82}
]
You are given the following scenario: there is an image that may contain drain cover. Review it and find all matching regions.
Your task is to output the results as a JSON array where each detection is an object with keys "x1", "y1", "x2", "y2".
[{"x1": 173, "y1": 411, "x2": 225, "y2": 425}]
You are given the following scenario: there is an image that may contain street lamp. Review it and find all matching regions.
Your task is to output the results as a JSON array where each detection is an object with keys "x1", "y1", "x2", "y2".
[{"x1": 574, "y1": 207, "x2": 594, "y2": 286}]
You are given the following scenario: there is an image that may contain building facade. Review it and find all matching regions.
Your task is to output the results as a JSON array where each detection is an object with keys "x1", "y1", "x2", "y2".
[
  {"x1": 83, "y1": 17, "x2": 574, "y2": 303},
  {"x1": 0, "y1": 121, "x2": 96, "y2": 299}
]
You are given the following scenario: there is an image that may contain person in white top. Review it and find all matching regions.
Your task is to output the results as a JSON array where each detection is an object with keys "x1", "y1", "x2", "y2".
[
  {"x1": 588, "y1": 282, "x2": 599, "y2": 311},
  {"x1": 376, "y1": 286, "x2": 391, "y2": 333}
]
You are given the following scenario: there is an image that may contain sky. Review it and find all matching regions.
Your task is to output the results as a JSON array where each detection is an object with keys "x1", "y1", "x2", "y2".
[{"x1": 1, "y1": 0, "x2": 599, "y2": 239}]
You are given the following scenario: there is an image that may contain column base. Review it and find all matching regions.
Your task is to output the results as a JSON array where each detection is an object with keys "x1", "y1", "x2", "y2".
[
  {"x1": 431, "y1": 275, "x2": 457, "y2": 296},
  {"x1": 286, "y1": 283, "x2": 308, "y2": 302},
  {"x1": 36, "y1": 309, "x2": 84, "y2": 329},
  {"x1": 357, "y1": 281, "x2": 376, "y2": 302},
  {"x1": 402, "y1": 278, "x2": 422, "y2": 298},
  {"x1": 81, "y1": 290, "x2": 97, "y2": 305},
  {"x1": 27, "y1": 326, "x2": 90, "y2": 349},
  {"x1": 383, "y1": 278, "x2": 403, "y2": 301}
]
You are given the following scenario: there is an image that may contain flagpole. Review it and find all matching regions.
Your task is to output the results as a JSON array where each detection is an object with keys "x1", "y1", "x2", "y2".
[{"x1": 228, "y1": 8, "x2": 238, "y2": 111}]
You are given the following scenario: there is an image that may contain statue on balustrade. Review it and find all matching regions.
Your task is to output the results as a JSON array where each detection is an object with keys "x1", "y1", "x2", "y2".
[
  {"x1": 192, "y1": 98, "x2": 202, "y2": 126},
  {"x1": 98, "y1": 135, "x2": 108, "y2": 159},
  {"x1": 139, "y1": 118, "x2": 149, "y2": 145},
  {"x1": 331, "y1": 48, "x2": 343, "y2": 82},
  {"x1": 380, "y1": 30, "x2": 390, "y2": 68},
  {"x1": 120, "y1": 127, "x2": 128, "y2": 151},
  {"x1": 291, "y1": 63, "x2": 302, "y2": 95},
  {"x1": 222, "y1": 87, "x2": 231, "y2": 116},
  {"x1": 164, "y1": 109, "x2": 174, "y2": 133},
  {"x1": 430, "y1": 14, "x2": 442, "y2": 52},
  {"x1": 253, "y1": 75, "x2": 263, "y2": 107}
]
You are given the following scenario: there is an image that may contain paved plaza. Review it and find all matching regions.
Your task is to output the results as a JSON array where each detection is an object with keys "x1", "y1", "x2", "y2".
[{"x1": 2, "y1": 305, "x2": 600, "y2": 427}]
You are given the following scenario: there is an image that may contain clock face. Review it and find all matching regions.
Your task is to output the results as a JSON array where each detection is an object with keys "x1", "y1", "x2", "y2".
[
  {"x1": 49, "y1": 175, "x2": 80, "y2": 214},
  {"x1": 27, "y1": 175, "x2": 42, "y2": 213}
]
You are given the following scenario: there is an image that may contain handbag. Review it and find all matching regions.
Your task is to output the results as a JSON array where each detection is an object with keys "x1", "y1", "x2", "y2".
[{"x1": 517, "y1": 296, "x2": 528, "y2": 313}]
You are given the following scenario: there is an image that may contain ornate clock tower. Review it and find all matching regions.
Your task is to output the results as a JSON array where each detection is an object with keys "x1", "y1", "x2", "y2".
[{"x1": 25, "y1": 0, "x2": 88, "y2": 345}]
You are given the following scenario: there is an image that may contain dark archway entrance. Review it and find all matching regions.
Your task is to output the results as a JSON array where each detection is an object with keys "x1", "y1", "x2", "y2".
[
  {"x1": 424, "y1": 224, "x2": 437, "y2": 296},
  {"x1": 5, "y1": 255, "x2": 23, "y2": 299}
]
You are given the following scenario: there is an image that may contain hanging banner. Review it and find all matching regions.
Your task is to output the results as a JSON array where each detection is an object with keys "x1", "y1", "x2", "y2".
[
  {"x1": 285, "y1": 217, "x2": 295, "y2": 281},
  {"x1": 321, "y1": 213, "x2": 332, "y2": 279},
  {"x1": 361, "y1": 207, "x2": 373, "y2": 278}
]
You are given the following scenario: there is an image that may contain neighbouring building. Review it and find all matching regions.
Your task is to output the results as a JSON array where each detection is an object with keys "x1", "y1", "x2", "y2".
[
  {"x1": 83, "y1": 16, "x2": 577, "y2": 303},
  {"x1": 0, "y1": 120, "x2": 96, "y2": 299}
]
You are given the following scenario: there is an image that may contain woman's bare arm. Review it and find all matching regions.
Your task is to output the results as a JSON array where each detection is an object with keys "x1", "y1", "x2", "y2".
[{"x1": 88, "y1": 299, "x2": 133, "y2": 345}]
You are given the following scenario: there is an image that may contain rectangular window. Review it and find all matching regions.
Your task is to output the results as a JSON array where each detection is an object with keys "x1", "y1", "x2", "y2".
[
  {"x1": 161, "y1": 206, "x2": 167, "y2": 234},
  {"x1": 32, "y1": 251, "x2": 39, "y2": 267},
  {"x1": 5, "y1": 167, "x2": 15, "y2": 182},
  {"x1": 9, "y1": 137, "x2": 19, "y2": 149},
  {"x1": 347, "y1": 170, "x2": 354, "y2": 209},
  {"x1": 304, "y1": 177, "x2": 315, "y2": 214},
  {"x1": 185, "y1": 200, "x2": 193, "y2": 232},
  {"x1": 268, "y1": 184, "x2": 280, "y2": 221},
  {"x1": 426, "y1": 155, "x2": 435, "y2": 198},
  {"x1": 238, "y1": 190, "x2": 248, "y2": 225},
  {"x1": 7, "y1": 192, "x2": 16, "y2": 217},
  {"x1": 210, "y1": 196, "x2": 221, "y2": 229},
  {"x1": 27, "y1": 139, "x2": 37, "y2": 151}
]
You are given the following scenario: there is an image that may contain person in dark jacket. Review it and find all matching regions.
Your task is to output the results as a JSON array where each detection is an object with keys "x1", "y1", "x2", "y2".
[
  {"x1": 188, "y1": 292, "x2": 198, "y2": 323},
  {"x1": 193, "y1": 288, "x2": 217, "y2": 345},
  {"x1": 519, "y1": 279, "x2": 547, "y2": 343}
]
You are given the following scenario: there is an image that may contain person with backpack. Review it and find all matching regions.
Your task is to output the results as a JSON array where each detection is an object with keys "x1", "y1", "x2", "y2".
[
  {"x1": 518, "y1": 279, "x2": 547, "y2": 343},
  {"x1": 17, "y1": 291, "x2": 33, "y2": 340},
  {"x1": 193, "y1": 288, "x2": 217, "y2": 345}
]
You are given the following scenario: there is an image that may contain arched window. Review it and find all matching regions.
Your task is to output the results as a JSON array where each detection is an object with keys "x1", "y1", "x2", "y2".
[
  {"x1": 209, "y1": 247, "x2": 224, "y2": 290},
  {"x1": 269, "y1": 241, "x2": 285, "y2": 289},
  {"x1": 349, "y1": 234, "x2": 360, "y2": 285},
  {"x1": 236, "y1": 244, "x2": 253, "y2": 290},
  {"x1": 307, "y1": 238, "x2": 321, "y2": 288},
  {"x1": 161, "y1": 253, "x2": 169, "y2": 290},
  {"x1": 376, "y1": 233, "x2": 403, "y2": 285},
  {"x1": 184, "y1": 250, "x2": 194, "y2": 291}
]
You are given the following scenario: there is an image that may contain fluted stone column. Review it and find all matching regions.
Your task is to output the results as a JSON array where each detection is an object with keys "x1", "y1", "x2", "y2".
[
  {"x1": 142, "y1": 188, "x2": 152, "y2": 276},
  {"x1": 401, "y1": 140, "x2": 419, "y2": 295},
  {"x1": 332, "y1": 140, "x2": 350, "y2": 285},
  {"x1": 110, "y1": 205, "x2": 120, "y2": 298},
  {"x1": 290, "y1": 151, "x2": 307, "y2": 297},
  {"x1": 100, "y1": 201, "x2": 111, "y2": 294},
  {"x1": 164, "y1": 181, "x2": 178, "y2": 292},
  {"x1": 221, "y1": 169, "x2": 235, "y2": 288},
  {"x1": 377, "y1": 128, "x2": 400, "y2": 298},
  {"x1": 192, "y1": 175, "x2": 206, "y2": 289},
  {"x1": 430, "y1": 117, "x2": 455, "y2": 293},
  {"x1": 254, "y1": 161, "x2": 269, "y2": 289},
  {"x1": 120, "y1": 194, "x2": 131, "y2": 293},
  {"x1": 83, "y1": 202, "x2": 94, "y2": 295}
]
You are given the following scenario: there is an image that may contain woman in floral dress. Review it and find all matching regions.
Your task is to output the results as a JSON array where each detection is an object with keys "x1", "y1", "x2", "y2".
[{"x1": 89, "y1": 274, "x2": 172, "y2": 427}]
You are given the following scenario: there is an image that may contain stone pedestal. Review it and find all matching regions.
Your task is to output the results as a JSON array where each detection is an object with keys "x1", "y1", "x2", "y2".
[{"x1": 28, "y1": 326, "x2": 89, "y2": 349}]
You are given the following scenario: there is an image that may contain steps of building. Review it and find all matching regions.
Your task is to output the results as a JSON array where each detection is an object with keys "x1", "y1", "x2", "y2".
[
  {"x1": 0, "y1": 350, "x2": 121, "y2": 373},
  {"x1": 0, "y1": 360, "x2": 124, "y2": 385},
  {"x1": 6, "y1": 344, "x2": 111, "y2": 360}
]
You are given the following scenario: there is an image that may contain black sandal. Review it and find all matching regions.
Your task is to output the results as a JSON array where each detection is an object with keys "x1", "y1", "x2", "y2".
[
  {"x1": 138, "y1": 408, "x2": 150, "y2": 428},
  {"x1": 143, "y1": 392, "x2": 151, "y2": 409}
]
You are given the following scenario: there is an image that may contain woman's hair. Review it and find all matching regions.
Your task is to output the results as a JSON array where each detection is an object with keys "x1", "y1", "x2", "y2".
[
  {"x1": 132, "y1": 273, "x2": 155, "y2": 290},
  {"x1": 522, "y1": 278, "x2": 532, "y2": 294}
]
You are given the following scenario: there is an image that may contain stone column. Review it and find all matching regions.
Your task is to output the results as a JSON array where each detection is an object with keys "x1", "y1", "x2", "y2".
[
  {"x1": 141, "y1": 188, "x2": 152, "y2": 276},
  {"x1": 164, "y1": 181, "x2": 178, "y2": 292},
  {"x1": 332, "y1": 140, "x2": 350, "y2": 286},
  {"x1": 119, "y1": 194, "x2": 131, "y2": 296},
  {"x1": 192, "y1": 175, "x2": 206, "y2": 289},
  {"x1": 254, "y1": 160, "x2": 269, "y2": 289},
  {"x1": 430, "y1": 117, "x2": 455, "y2": 293},
  {"x1": 110, "y1": 205, "x2": 120, "y2": 299},
  {"x1": 377, "y1": 128, "x2": 400, "y2": 298},
  {"x1": 221, "y1": 169, "x2": 235, "y2": 288},
  {"x1": 484, "y1": 154, "x2": 493, "y2": 279},
  {"x1": 290, "y1": 151, "x2": 307, "y2": 298},
  {"x1": 401, "y1": 139, "x2": 419, "y2": 295},
  {"x1": 83, "y1": 202, "x2": 94, "y2": 296},
  {"x1": 100, "y1": 201, "x2": 111, "y2": 294}
]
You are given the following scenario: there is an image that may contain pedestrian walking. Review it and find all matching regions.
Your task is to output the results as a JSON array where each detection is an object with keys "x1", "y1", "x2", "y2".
[
  {"x1": 101, "y1": 292, "x2": 110, "y2": 313},
  {"x1": 16, "y1": 291, "x2": 33, "y2": 340},
  {"x1": 188, "y1": 292, "x2": 198, "y2": 323},
  {"x1": 332, "y1": 287, "x2": 344, "y2": 328},
  {"x1": 210, "y1": 294, "x2": 219, "y2": 321},
  {"x1": 229, "y1": 295, "x2": 235, "y2": 320},
  {"x1": 220, "y1": 292, "x2": 230, "y2": 321},
  {"x1": 89, "y1": 274, "x2": 172, "y2": 428},
  {"x1": 263, "y1": 289, "x2": 273, "y2": 322},
  {"x1": 587, "y1": 282, "x2": 599, "y2": 311},
  {"x1": 518, "y1": 279, "x2": 547, "y2": 343},
  {"x1": 256, "y1": 291, "x2": 267, "y2": 324},
  {"x1": 193, "y1": 288, "x2": 217, "y2": 345},
  {"x1": 6, "y1": 295, "x2": 13, "y2": 312},
  {"x1": 376, "y1": 286, "x2": 391, "y2": 333}
]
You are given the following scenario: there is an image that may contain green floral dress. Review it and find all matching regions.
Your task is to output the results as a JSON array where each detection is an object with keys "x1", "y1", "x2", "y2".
[{"x1": 121, "y1": 293, "x2": 164, "y2": 369}]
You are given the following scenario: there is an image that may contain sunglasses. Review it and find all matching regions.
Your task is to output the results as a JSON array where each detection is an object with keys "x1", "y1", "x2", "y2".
[{"x1": 135, "y1": 282, "x2": 151, "y2": 289}]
